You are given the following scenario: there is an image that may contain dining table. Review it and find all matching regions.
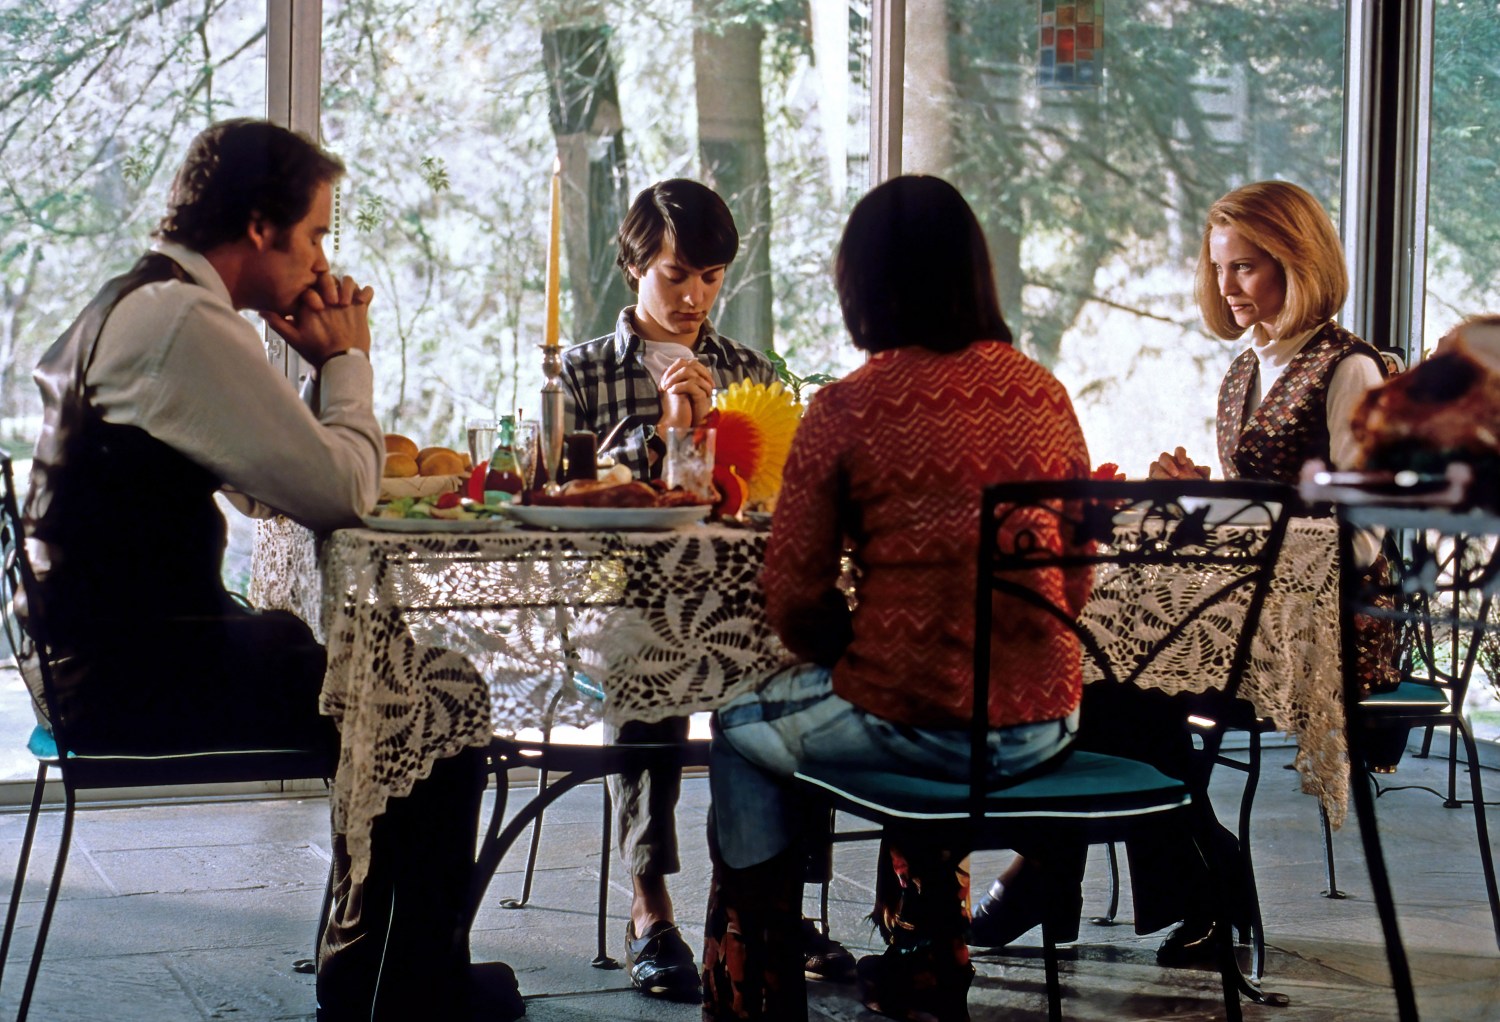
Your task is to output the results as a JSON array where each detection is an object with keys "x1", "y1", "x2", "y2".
[{"x1": 249, "y1": 509, "x2": 1348, "y2": 888}]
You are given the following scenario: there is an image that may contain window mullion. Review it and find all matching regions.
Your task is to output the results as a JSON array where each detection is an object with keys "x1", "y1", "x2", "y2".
[
  {"x1": 265, "y1": 0, "x2": 325, "y2": 384},
  {"x1": 871, "y1": 0, "x2": 905, "y2": 183},
  {"x1": 1343, "y1": 0, "x2": 1434, "y2": 362}
]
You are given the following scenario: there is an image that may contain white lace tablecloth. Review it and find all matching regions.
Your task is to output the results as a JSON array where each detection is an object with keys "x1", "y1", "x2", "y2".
[
  {"x1": 251, "y1": 514, "x2": 1343, "y2": 881},
  {"x1": 1082, "y1": 518, "x2": 1346, "y2": 826},
  {"x1": 251, "y1": 518, "x2": 788, "y2": 881}
]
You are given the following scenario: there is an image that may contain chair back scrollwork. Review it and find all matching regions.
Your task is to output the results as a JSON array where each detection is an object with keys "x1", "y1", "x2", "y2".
[
  {"x1": 0, "y1": 456, "x2": 58, "y2": 732},
  {"x1": 973, "y1": 478, "x2": 1294, "y2": 819}
]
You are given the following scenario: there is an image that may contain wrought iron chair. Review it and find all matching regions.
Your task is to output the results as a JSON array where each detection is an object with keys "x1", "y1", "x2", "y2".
[
  {"x1": 794, "y1": 478, "x2": 1293, "y2": 1021},
  {"x1": 467, "y1": 733, "x2": 709, "y2": 946},
  {"x1": 492, "y1": 676, "x2": 618, "y2": 968},
  {"x1": 1319, "y1": 494, "x2": 1500, "y2": 1022},
  {"x1": 484, "y1": 671, "x2": 711, "y2": 970},
  {"x1": 0, "y1": 454, "x2": 336, "y2": 1022}
]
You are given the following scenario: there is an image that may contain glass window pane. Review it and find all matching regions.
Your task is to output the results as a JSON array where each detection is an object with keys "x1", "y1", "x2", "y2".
[
  {"x1": 1425, "y1": 0, "x2": 1500, "y2": 744},
  {"x1": 1423, "y1": 0, "x2": 1500, "y2": 354},
  {"x1": 904, "y1": 0, "x2": 1347, "y2": 476},
  {"x1": 0, "y1": 0, "x2": 266, "y2": 433},
  {"x1": 320, "y1": 0, "x2": 870, "y2": 450},
  {"x1": 0, "y1": 0, "x2": 266, "y2": 780}
]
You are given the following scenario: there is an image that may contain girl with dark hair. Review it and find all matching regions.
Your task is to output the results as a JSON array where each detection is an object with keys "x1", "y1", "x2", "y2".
[
  {"x1": 700, "y1": 175, "x2": 1092, "y2": 1022},
  {"x1": 833, "y1": 174, "x2": 1012, "y2": 354}
]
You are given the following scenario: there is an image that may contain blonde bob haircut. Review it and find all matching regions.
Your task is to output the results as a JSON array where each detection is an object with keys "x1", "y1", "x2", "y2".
[{"x1": 1195, "y1": 180, "x2": 1348, "y2": 340}]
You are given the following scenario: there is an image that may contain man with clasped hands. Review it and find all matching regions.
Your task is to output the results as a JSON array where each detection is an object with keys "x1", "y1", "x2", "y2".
[{"x1": 22, "y1": 119, "x2": 522, "y2": 1020}]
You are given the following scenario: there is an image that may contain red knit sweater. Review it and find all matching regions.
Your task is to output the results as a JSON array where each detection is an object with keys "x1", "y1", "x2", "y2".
[{"x1": 762, "y1": 340, "x2": 1093, "y2": 730}]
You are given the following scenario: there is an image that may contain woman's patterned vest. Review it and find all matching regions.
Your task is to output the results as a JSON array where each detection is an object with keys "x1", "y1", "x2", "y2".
[{"x1": 1215, "y1": 321, "x2": 1386, "y2": 484}]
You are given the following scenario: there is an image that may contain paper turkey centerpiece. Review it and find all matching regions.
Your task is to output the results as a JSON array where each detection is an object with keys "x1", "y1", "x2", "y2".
[{"x1": 708, "y1": 380, "x2": 803, "y2": 514}]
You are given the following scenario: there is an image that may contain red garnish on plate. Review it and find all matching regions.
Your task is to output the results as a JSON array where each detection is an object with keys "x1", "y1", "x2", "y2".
[
  {"x1": 466, "y1": 461, "x2": 488, "y2": 501},
  {"x1": 434, "y1": 491, "x2": 462, "y2": 510}
]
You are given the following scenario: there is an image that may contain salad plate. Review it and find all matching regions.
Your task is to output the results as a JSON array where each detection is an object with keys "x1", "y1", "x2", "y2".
[{"x1": 506, "y1": 505, "x2": 708, "y2": 531}]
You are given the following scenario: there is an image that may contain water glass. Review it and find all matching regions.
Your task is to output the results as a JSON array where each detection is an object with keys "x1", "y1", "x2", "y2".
[
  {"x1": 514, "y1": 419, "x2": 541, "y2": 488},
  {"x1": 663, "y1": 426, "x2": 716, "y2": 501},
  {"x1": 466, "y1": 418, "x2": 500, "y2": 467}
]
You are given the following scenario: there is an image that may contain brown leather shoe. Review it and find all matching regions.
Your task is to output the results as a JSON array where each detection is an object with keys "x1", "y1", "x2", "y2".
[{"x1": 801, "y1": 918, "x2": 857, "y2": 981}]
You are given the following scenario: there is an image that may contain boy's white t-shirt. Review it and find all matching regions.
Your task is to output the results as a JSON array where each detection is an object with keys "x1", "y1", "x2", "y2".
[{"x1": 640, "y1": 339, "x2": 698, "y2": 385}]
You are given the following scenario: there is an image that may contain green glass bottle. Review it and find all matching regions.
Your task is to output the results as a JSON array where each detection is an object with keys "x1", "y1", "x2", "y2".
[{"x1": 485, "y1": 415, "x2": 525, "y2": 498}]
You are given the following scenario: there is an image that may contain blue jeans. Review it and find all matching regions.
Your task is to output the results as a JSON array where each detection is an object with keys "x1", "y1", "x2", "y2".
[{"x1": 711, "y1": 663, "x2": 1079, "y2": 869}]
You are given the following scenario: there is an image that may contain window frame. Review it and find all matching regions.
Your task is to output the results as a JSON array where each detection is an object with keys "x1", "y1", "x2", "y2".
[{"x1": 1342, "y1": 0, "x2": 1434, "y2": 364}]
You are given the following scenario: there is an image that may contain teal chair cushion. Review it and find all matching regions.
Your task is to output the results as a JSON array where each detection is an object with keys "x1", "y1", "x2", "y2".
[
  {"x1": 572, "y1": 671, "x2": 606, "y2": 702},
  {"x1": 27, "y1": 723, "x2": 321, "y2": 765},
  {"x1": 27, "y1": 723, "x2": 60, "y2": 760},
  {"x1": 795, "y1": 750, "x2": 1189, "y2": 821},
  {"x1": 1363, "y1": 680, "x2": 1450, "y2": 707}
]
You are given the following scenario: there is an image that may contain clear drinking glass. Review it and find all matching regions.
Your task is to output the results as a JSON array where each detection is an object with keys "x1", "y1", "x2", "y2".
[
  {"x1": 466, "y1": 418, "x2": 500, "y2": 467},
  {"x1": 663, "y1": 426, "x2": 716, "y2": 501},
  {"x1": 513, "y1": 419, "x2": 541, "y2": 489}
]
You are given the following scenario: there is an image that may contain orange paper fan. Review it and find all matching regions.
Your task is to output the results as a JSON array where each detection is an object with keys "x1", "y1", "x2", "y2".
[{"x1": 713, "y1": 380, "x2": 803, "y2": 508}]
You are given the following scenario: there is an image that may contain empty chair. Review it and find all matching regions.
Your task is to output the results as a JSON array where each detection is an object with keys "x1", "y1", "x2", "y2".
[{"x1": 1327, "y1": 497, "x2": 1500, "y2": 1022}]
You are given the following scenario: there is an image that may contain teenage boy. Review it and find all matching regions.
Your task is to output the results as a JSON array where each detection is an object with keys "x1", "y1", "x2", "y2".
[{"x1": 561, "y1": 179, "x2": 853, "y2": 999}]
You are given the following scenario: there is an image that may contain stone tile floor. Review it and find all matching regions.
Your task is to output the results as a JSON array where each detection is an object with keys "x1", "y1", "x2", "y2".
[{"x1": 1, "y1": 740, "x2": 1497, "y2": 1021}]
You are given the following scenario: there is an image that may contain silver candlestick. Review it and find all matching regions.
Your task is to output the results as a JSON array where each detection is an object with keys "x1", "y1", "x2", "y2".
[{"x1": 539, "y1": 344, "x2": 566, "y2": 492}]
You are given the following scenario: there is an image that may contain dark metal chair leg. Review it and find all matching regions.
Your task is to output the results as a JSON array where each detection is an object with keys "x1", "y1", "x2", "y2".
[
  {"x1": 1444, "y1": 722, "x2": 1461, "y2": 809},
  {"x1": 1415, "y1": 723, "x2": 1435, "y2": 759},
  {"x1": 1351, "y1": 763, "x2": 1420, "y2": 1021},
  {"x1": 1090, "y1": 843, "x2": 1122, "y2": 925},
  {"x1": 467, "y1": 765, "x2": 515, "y2": 928},
  {"x1": 1320, "y1": 802, "x2": 1345, "y2": 899},
  {"x1": 1456, "y1": 720, "x2": 1500, "y2": 950},
  {"x1": 1039, "y1": 917, "x2": 1063, "y2": 1022},
  {"x1": 0, "y1": 763, "x2": 49, "y2": 994},
  {"x1": 503, "y1": 703, "x2": 562, "y2": 911},
  {"x1": 501, "y1": 763, "x2": 550, "y2": 909},
  {"x1": 16, "y1": 784, "x2": 77, "y2": 1022},
  {"x1": 1237, "y1": 728, "x2": 1267, "y2": 981},
  {"x1": 593, "y1": 787, "x2": 619, "y2": 969},
  {"x1": 1236, "y1": 731, "x2": 1262, "y2": 951}
]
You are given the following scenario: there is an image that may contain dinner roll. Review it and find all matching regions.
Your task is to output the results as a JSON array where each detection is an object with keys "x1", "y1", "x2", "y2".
[
  {"x1": 417, "y1": 448, "x2": 465, "y2": 476},
  {"x1": 385, "y1": 434, "x2": 419, "y2": 458},
  {"x1": 384, "y1": 452, "x2": 419, "y2": 478}
]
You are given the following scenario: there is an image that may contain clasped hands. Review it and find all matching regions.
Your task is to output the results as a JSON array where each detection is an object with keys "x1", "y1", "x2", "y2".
[
  {"x1": 261, "y1": 271, "x2": 374, "y2": 368},
  {"x1": 656, "y1": 357, "x2": 715, "y2": 433}
]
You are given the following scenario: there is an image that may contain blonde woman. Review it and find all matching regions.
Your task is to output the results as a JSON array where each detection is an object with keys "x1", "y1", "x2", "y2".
[{"x1": 1151, "y1": 179, "x2": 1385, "y2": 482}]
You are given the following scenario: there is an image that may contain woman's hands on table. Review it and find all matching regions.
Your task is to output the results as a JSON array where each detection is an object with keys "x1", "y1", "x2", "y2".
[{"x1": 1148, "y1": 447, "x2": 1212, "y2": 480}]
